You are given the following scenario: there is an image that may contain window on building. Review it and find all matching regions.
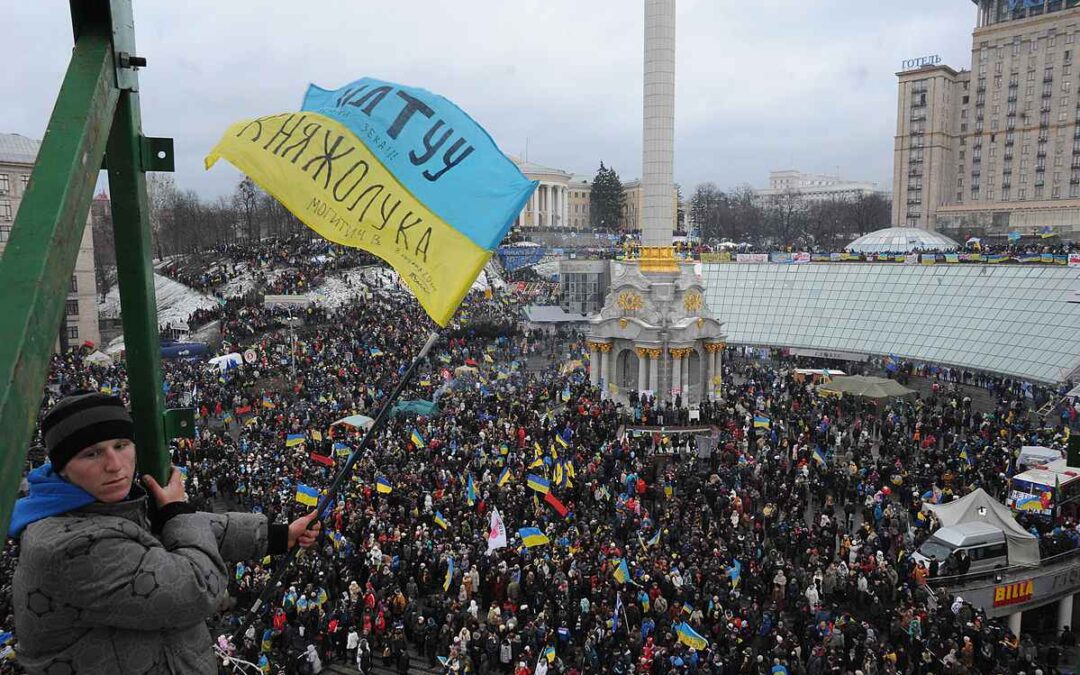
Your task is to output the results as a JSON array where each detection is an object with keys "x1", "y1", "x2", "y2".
[
  {"x1": 0, "y1": 226, "x2": 9, "y2": 242},
  {"x1": 70, "y1": 275, "x2": 78, "y2": 293},
  {"x1": 65, "y1": 299, "x2": 79, "y2": 316},
  {"x1": 65, "y1": 325, "x2": 79, "y2": 341},
  {"x1": 20, "y1": 175, "x2": 29, "y2": 190},
  {"x1": 0, "y1": 174, "x2": 8, "y2": 193},
  {"x1": 0, "y1": 201, "x2": 11, "y2": 221}
]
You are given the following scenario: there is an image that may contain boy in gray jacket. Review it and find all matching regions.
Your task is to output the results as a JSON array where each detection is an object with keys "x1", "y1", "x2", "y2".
[{"x1": 9, "y1": 392, "x2": 321, "y2": 674}]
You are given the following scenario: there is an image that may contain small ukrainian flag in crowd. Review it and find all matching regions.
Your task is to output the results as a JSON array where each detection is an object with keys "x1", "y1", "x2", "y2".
[
  {"x1": 542, "y1": 645, "x2": 556, "y2": 663},
  {"x1": 519, "y1": 527, "x2": 550, "y2": 547},
  {"x1": 434, "y1": 511, "x2": 449, "y2": 530},
  {"x1": 285, "y1": 433, "x2": 306, "y2": 447},
  {"x1": 466, "y1": 474, "x2": 477, "y2": 506},
  {"x1": 526, "y1": 474, "x2": 550, "y2": 494},
  {"x1": 376, "y1": 476, "x2": 393, "y2": 494},
  {"x1": 675, "y1": 622, "x2": 709, "y2": 650},
  {"x1": 295, "y1": 484, "x2": 319, "y2": 506},
  {"x1": 812, "y1": 447, "x2": 827, "y2": 467},
  {"x1": 497, "y1": 466, "x2": 512, "y2": 487},
  {"x1": 612, "y1": 558, "x2": 631, "y2": 585},
  {"x1": 444, "y1": 557, "x2": 455, "y2": 592},
  {"x1": 334, "y1": 442, "x2": 350, "y2": 457},
  {"x1": 646, "y1": 529, "x2": 661, "y2": 548},
  {"x1": 410, "y1": 428, "x2": 426, "y2": 449},
  {"x1": 753, "y1": 414, "x2": 771, "y2": 428}
]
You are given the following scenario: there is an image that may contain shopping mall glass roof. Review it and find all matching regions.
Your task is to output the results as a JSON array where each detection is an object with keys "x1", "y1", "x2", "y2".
[
  {"x1": 847, "y1": 227, "x2": 960, "y2": 254},
  {"x1": 700, "y1": 262, "x2": 1080, "y2": 384}
]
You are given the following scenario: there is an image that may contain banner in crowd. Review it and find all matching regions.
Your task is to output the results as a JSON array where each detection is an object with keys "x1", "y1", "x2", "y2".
[
  {"x1": 206, "y1": 77, "x2": 538, "y2": 326},
  {"x1": 735, "y1": 253, "x2": 768, "y2": 264}
]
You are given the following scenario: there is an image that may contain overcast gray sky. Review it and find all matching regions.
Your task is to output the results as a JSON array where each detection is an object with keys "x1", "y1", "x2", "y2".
[{"x1": 8, "y1": 1, "x2": 975, "y2": 199}]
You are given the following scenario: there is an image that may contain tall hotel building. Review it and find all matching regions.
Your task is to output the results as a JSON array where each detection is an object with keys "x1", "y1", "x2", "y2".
[{"x1": 895, "y1": 0, "x2": 1080, "y2": 237}]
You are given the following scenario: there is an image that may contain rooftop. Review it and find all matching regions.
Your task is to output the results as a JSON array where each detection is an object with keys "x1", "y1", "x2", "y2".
[
  {"x1": 0, "y1": 133, "x2": 40, "y2": 165},
  {"x1": 847, "y1": 227, "x2": 960, "y2": 254}
]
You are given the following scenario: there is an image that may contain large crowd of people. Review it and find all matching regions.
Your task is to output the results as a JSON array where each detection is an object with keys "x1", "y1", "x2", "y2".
[{"x1": 4, "y1": 238, "x2": 1080, "y2": 675}]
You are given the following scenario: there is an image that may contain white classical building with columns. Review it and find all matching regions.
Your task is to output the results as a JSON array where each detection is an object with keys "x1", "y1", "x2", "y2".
[{"x1": 511, "y1": 158, "x2": 575, "y2": 229}]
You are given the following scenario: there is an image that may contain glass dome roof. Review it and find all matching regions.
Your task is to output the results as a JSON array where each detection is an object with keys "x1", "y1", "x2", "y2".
[{"x1": 846, "y1": 227, "x2": 960, "y2": 254}]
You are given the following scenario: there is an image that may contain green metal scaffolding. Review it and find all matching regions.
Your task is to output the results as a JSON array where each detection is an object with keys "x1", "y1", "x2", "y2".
[{"x1": 0, "y1": 1, "x2": 189, "y2": 534}]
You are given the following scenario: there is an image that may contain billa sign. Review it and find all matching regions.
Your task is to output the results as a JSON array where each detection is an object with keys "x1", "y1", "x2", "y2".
[{"x1": 993, "y1": 580, "x2": 1034, "y2": 608}]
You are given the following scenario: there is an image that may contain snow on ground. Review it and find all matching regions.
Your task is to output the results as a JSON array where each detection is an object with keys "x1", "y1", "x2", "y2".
[
  {"x1": 310, "y1": 266, "x2": 401, "y2": 308},
  {"x1": 98, "y1": 273, "x2": 219, "y2": 328}
]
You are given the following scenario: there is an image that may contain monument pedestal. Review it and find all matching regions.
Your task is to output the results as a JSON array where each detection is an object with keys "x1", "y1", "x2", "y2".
[{"x1": 587, "y1": 257, "x2": 725, "y2": 404}]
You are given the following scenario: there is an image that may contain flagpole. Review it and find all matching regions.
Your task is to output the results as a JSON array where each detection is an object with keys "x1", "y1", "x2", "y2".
[{"x1": 230, "y1": 329, "x2": 440, "y2": 645}]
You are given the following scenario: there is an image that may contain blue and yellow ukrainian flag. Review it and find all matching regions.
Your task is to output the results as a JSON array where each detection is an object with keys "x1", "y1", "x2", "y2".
[
  {"x1": 261, "y1": 396, "x2": 275, "y2": 409},
  {"x1": 261, "y1": 628, "x2": 273, "y2": 653},
  {"x1": 499, "y1": 443, "x2": 509, "y2": 456},
  {"x1": 682, "y1": 601, "x2": 694, "y2": 615},
  {"x1": 410, "y1": 428, "x2": 426, "y2": 449},
  {"x1": 646, "y1": 529, "x2": 661, "y2": 548},
  {"x1": 519, "y1": 527, "x2": 550, "y2": 547},
  {"x1": 612, "y1": 558, "x2": 631, "y2": 584},
  {"x1": 555, "y1": 434, "x2": 568, "y2": 449},
  {"x1": 552, "y1": 461, "x2": 565, "y2": 488},
  {"x1": 376, "y1": 476, "x2": 393, "y2": 494},
  {"x1": 334, "y1": 442, "x2": 350, "y2": 457},
  {"x1": 206, "y1": 77, "x2": 537, "y2": 327},
  {"x1": 466, "y1": 474, "x2": 477, "y2": 506},
  {"x1": 296, "y1": 484, "x2": 319, "y2": 506},
  {"x1": 542, "y1": 646, "x2": 556, "y2": 663},
  {"x1": 526, "y1": 474, "x2": 550, "y2": 494},
  {"x1": 728, "y1": 560, "x2": 742, "y2": 588},
  {"x1": 434, "y1": 511, "x2": 449, "y2": 530},
  {"x1": 639, "y1": 590, "x2": 650, "y2": 613},
  {"x1": 444, "y1": 557, "x2": 455, "y2": 592},
  {"x1": 754, "y1": 414, "x2": 771, "y2": 428},
  {"x1": 285, "y1": 434, "x2": 306, "y2": 447},
  {"x1": 497, "y1": 466, "x2": 512, "y2": 487},
  {"x1": 812, "y1": 447, "x2": 827, "y2": 467},
  {"x1": 675, "y1": 622, "x2": 709, "y2": 650}
]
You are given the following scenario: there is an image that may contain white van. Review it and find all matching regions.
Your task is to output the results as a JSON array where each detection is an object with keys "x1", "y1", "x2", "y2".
[{"x1": 912, "y1": 522, "x2": 1009, "y2": 574}]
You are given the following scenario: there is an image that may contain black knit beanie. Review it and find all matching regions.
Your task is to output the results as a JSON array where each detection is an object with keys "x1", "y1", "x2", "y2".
[{"x1": 41, "y1": 393, "x2": 135, "y2": 472}]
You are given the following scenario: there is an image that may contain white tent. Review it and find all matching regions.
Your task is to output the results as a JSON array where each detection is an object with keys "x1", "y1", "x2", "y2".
[
  {"x1": 208, "y1": 353, "x2": 244, "y2": 372},
  {"x1": 84, "y1": 351, "x2": 113, "y2": 366},
  {"x1": 924, "y1": 488, "x2": 1040, "y2": 567}
]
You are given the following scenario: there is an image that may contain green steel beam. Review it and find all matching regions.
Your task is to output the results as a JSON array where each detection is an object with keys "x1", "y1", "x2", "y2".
[
  {"x1": 0, "y1": 25, "x2": 119, "y2": 533},
  {"x1": 106, "y1": 90, "x2": 170, "y2": 485}
]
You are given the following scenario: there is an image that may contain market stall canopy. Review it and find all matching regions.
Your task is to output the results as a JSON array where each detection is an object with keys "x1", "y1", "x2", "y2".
[
  {"x1": 818, "y1": 375, "x2": 914, "y2": 399},
  {"x1": 331, "y1": 414, "x2": 375, "y2": 430},
  {"x1": 924, "y1": 488, "x2": 1040, "y2": 567},
  {"x1": 390, "y1": 400, "x2": 439, "y2": 418}
]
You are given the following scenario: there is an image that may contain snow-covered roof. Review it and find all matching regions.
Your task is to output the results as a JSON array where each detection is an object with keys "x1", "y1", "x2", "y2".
[{"x1": 0, "y1": 133, "x2": 40, "y2": 165}]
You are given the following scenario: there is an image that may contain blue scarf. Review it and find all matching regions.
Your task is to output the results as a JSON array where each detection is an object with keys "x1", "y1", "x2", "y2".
[{"x1": 8, "y1": 463, "x2": 96, "y2": 537}]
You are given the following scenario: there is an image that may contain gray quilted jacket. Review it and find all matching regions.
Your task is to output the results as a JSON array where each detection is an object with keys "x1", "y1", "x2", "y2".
[{"x1": 12, "y1": 495, "x2": 275, "y2": 674}]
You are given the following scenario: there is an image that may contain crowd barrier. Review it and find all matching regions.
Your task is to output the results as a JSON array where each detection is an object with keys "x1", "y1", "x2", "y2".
[{"x1": 698, "y1": 251, "x2": 1080, "y2": 267}]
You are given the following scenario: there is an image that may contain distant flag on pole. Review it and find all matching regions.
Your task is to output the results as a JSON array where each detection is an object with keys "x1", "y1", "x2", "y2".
[
  {"x1": 434, "y1": 510, "x2": 449, "y2": 530},
  {"x1": 497, "y1": 466, "x2": 512, "y2": 487},
  {"x1": 466, "y1": 474, "x2": 477, "y2": 506}
]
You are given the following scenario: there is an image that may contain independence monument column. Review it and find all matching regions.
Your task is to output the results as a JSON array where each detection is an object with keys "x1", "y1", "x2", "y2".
[{"x1": 639, "y1": 0, "x2": 678, "y2": 272}]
